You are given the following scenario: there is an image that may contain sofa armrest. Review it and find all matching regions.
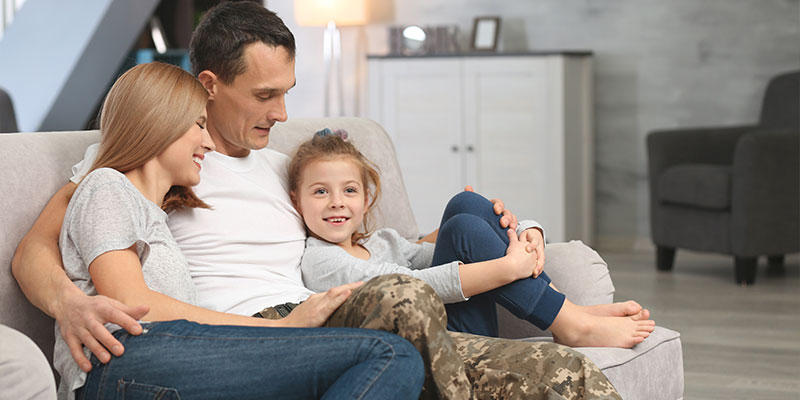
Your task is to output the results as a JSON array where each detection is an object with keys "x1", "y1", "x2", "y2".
[{"x1": 731, "y1": 131, "x2": 800, "y2": 255}]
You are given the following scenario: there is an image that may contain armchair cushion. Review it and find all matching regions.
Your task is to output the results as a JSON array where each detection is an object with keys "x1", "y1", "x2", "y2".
[{"x1": 657, "y1": 164, "x2": 731, "y2": 210}]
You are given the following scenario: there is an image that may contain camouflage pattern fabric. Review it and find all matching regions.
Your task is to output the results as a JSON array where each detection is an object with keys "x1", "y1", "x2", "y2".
[
  {"x1": 326, "y1": 274, "x2": 472, "y2": 399},
  {"x1": 256, "y1": 274, "x2": 620, "y2": 400},
  {"x1": 450, "y1": 331, "x2": 621, "y2": 400}
]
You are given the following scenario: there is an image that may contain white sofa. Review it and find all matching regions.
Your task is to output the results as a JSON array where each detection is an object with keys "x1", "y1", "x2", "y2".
[{"x1": 0, "y1": 117, "x2": 684, "y2": 399}]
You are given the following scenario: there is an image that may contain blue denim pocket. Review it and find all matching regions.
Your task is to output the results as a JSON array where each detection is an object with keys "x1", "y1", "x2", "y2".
[{"x1": 116, "y1": 380, "x2": 181, "y2": 400}]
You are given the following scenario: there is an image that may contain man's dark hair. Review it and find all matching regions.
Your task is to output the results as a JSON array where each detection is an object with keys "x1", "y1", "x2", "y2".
[{"x1": 190, "y1": 1, "x2": 296, "y2": 83}]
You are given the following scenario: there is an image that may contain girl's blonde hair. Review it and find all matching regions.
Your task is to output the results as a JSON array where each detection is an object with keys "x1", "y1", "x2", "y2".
[
  {"x1": 87, "y1": 62, "x2": 210, "y2": 212},
  {"x1": 288, "y1": 133, "x2": 381, "y2": 245}
]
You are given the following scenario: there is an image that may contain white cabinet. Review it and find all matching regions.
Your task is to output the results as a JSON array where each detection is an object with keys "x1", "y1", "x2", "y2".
[{"x1": 367, "y1": 53, "x2": 594, "y2": 244}]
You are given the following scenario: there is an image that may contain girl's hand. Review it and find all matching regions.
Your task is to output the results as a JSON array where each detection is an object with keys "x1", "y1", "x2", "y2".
[
  {"x1": 280, "y1": 281, "x2": 364, "y2": 327},
  {"x1": 504, "y1": 229, "x2": 539, "y2": 281},
  {"x1": 520, "y1": 228, "x2": 546, "y2": 277}
]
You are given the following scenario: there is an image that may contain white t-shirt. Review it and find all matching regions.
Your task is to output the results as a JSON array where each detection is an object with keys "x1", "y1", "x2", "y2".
[{"x1": 72, "y1": 145, "x2": 315, "y2": 316}]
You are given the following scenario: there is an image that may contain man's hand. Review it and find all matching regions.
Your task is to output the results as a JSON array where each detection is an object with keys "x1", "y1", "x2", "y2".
[
  {"x1": 54, "y1": 288, "x2": 149, "y2": 372},
  {"x1": 520, "y1": 228, "x2": 546, "y2": 277},
  {"x1": 464, "y1": 185, "x2": 518, "y2": 229},
  {"x1": 281, "y1": 281, "x2": 364, "y2": 328}
]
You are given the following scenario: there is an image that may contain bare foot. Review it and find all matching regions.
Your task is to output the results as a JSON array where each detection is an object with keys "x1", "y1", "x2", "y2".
[
  {"x1": 581, "y1": 300, "x2": 643, "y2": 318},
  {"x1": 549, "y1": 300, "x2": 656, "y2": 348},
  {"x1": 553, "y1": 314, "x2": 656, "y2": 348}
]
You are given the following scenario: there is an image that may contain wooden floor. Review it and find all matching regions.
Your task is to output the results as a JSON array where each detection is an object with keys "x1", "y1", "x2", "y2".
[{"x1": 601, "y1": 249, "x2": 800, "y2": 399}]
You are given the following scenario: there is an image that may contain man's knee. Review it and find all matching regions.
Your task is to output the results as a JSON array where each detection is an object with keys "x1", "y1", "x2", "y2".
[
  {"x1": 358, "y1": 274, "x2": 446, "y2": 323},
  {"x1": 361, "y1": 274, "x2": 440, "y2": 304}
]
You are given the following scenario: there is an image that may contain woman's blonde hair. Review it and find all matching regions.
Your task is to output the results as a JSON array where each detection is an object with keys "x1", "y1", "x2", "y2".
[
  {"x1": 288, "y1": 133, "x2": 381, "y2": 245},
  {"x1": 87, "y1": 62, "x2": 210, "y2": 212}
]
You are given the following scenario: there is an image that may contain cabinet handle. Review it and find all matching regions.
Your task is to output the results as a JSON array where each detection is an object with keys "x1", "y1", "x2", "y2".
[
  {"x1": 466, "y1": 145, "x2": 474, "y2": 152},
  {"x1": 451, "y1": 145, "x2": 460, "y2": 153}
]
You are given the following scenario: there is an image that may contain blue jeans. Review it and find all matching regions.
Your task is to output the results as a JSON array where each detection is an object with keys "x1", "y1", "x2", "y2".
[
  {"x1": 432, "y1": 191, "x2": 566, "y2": 337},
  {"x1": 77, "y1": 320, "x2": 424, "y2": 399}
]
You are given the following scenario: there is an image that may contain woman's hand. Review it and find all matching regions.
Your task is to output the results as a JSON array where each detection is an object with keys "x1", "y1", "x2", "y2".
[
  {"x1": 280, "y1": 282, "x2": 364, "y2": 328},
  {"x1": 519, "y1": 228, "x2": 546, "y2": 277},
  {"x1": 503, "y1": 229, "x2": 540, "y2": 281}
]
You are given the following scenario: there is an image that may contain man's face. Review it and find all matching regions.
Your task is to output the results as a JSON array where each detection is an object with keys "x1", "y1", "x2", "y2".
[{"x1": 204, "y1": 42, "x2": 296, "y2": 157}]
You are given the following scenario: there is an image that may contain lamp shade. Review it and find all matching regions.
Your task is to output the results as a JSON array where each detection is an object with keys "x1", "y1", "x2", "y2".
[{"x1": 294, "y1": 0, "x2": 368, "y2": 26}]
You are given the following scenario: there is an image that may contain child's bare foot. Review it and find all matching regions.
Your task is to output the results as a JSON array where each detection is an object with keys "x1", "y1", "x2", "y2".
[
  {"x1": 553, "y1": 313, "x2": 655, "y2": 348},
  {"x1": 549, "y1": 300, "x2": 656, "y2": 348},
  {"x1": 582, "y1": 300, "x2": 648, "y2": 319}
]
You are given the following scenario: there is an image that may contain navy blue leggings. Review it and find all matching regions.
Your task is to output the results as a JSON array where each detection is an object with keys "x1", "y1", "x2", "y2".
[{"x1": 432, "y1": 191, "x2": 566, "y2": 337}]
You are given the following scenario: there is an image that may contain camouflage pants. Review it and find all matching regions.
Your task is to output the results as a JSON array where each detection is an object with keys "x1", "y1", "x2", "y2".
[{"x1": 256, "y1": 274, "x2": 620, "y2": 400}]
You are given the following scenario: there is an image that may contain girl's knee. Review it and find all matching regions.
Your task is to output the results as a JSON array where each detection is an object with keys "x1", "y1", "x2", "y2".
[
  {"x1": 440, "y1": 214, "x2": 503, "y2": 247},
  {"x1": 440, "y1": 213, "x2": 484, "y2": 235},
  {"x1": 445, "y1": 191, "x2": 491, "y2": 216}
]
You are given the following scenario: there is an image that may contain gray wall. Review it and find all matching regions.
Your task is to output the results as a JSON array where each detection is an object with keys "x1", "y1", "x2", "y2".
[
  {"x1": 267, "y1": 0, "x2": 800, "y2": 249},
  {"x1": 384, "y1": 0, "x2": 800, "y2": 250}
]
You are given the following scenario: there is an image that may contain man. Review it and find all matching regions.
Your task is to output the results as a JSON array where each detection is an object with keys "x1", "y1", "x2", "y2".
[{"x1": 13, "y1": 2, "x2": 620, "y2": 399}]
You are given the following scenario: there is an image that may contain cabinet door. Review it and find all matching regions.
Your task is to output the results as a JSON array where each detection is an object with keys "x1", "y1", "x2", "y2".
[
  {"x1": 463, "y1": 57, "x2": 566, "y2": 240},
  {"x1": 368, "y1": 59, "x2": 464, "y2": 234}
]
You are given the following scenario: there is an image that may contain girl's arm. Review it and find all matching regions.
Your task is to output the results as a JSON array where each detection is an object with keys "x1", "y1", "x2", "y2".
[
  {"x1": 303, "y1": 230, "x2": 538, "y2": 303},
  {"x1": 452, "y1": 229, "x2": 538, "y2": 297},
  {"x1": 405, "y1": 229, "x2": 538, "y2": 298},
  {"x1": 90, "y1": 246, "x2": 358, "y2": 328}
]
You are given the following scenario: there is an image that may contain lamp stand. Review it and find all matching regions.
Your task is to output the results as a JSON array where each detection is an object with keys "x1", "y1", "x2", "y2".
[{"x1": 323, "y1": 20, "x2": 345, "y2": 117}]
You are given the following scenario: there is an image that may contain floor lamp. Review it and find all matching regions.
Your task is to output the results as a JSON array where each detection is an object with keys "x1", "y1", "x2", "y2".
[{"x1": 295, "y1": 0, "x2": 368, "y2": 117}]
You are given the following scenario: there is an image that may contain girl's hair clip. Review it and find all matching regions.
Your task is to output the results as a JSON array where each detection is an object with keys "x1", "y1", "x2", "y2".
[{"x1": 315, "y1": 128, "x2": 349, "y2": 141}]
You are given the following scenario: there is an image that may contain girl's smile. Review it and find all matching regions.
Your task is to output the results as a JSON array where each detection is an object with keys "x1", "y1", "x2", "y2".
[{"x1": 294, "y1": 158, "x2": 368, "y2": 248}]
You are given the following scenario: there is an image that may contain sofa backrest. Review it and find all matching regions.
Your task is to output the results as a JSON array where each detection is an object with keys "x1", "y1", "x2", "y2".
[
  {"x1": 0, "y1": 117, "x2": 418, "y2": 366},
  {"x1": 0, "y1": 130, "x2": 101, "y2": 365}
]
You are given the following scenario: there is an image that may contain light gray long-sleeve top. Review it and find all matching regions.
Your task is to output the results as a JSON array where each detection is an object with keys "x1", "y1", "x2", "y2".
[{"x1": 300, "y1": 220, "x2": 543, "y2": 304}]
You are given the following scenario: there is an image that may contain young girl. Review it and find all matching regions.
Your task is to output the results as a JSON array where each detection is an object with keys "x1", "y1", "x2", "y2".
[
  {"x1": 290, "y1": 130, "x2": 656, "y2": 348},
  {"x1": 55, "y1": 63, "x2": 424, "y2": 399}
]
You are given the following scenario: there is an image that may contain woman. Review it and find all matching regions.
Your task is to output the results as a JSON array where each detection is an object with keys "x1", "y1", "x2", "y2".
[{"x1": 55, "y1": 62, "x2": 424, "y2": 400}]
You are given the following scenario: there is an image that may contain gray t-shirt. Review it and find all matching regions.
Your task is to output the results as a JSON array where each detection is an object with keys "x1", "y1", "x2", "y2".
[
  {"x1": 54, "y1": 168, "x2": 197, "y2": 400},
  {"x1": 302, "y1": 228, "x2": 468, "y2": 303},
  {"x1": 301, "y1": 219, "x2": 546, "y2": 305}
]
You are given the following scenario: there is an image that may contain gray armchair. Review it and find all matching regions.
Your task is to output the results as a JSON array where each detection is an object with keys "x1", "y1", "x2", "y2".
[
  {"x1": 647, "y1": 71, "x2": 800, "y2": 284},
  {"x1": 0, "y1": 87, "x2": 18, "y2": 133}
]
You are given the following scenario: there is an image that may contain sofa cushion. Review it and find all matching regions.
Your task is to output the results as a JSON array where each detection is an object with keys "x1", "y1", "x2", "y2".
[
  {"x1": 657, "y1": 164, "x2": 731, "y2": 210},
  {"x1": 524, "y1": 327, "x2": 684, "y2": 400}
]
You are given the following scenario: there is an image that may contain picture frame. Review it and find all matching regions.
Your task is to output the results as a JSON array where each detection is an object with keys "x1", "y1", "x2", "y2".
[{"x1": 471, "y1": 16, "x2": 500, "y2": 51}]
